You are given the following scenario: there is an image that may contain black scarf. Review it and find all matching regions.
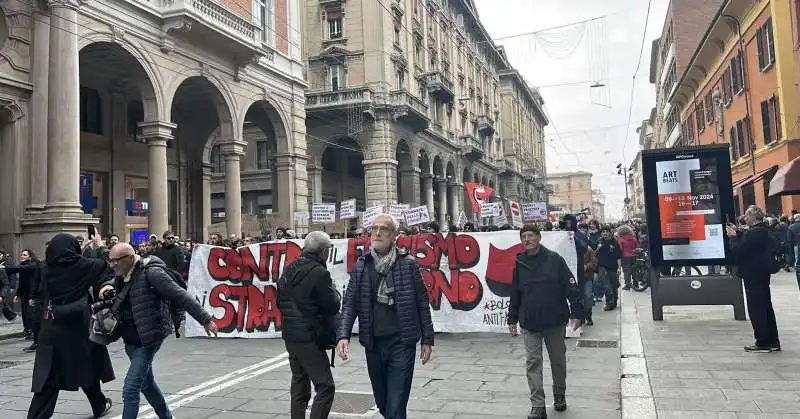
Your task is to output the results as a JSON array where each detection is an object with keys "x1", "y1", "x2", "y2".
[{"x1": 44, "y1": 234, "x2": 110, "y2": 304}]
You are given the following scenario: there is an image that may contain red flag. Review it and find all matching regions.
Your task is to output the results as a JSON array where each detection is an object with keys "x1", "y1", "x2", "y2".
[{"x1": 464, "y1": 182, "x2": 494, "y2": 212}]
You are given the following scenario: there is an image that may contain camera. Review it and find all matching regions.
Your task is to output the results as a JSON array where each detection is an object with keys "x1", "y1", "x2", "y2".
[{"x1": 90, "y1": 299, "x2": 114, "y2": 314}]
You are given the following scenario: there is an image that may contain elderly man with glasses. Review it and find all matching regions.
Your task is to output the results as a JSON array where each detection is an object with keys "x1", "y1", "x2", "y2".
[{"x1": 337, "y1": 214, "x2": 434, "y2": 419}]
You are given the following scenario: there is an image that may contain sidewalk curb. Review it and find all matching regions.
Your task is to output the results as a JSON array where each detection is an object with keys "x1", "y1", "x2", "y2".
[{"x1": 619, "y1": 290, "x2": 657, "y2": 419}]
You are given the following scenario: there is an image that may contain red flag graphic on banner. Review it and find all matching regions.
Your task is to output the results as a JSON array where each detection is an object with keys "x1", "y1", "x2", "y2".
[{"x1": 464, "y1": 182, "x2": 494, "y2": 212}]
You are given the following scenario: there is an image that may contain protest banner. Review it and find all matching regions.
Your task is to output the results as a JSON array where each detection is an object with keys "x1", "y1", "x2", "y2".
[{"x1": 185, "y1": 231, "x2": 578, "y2": 338}]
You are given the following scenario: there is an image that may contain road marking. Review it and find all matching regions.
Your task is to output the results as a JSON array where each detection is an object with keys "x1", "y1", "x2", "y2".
[
  {"x1": 141, "y1": 358, "x2": 291, "y2": 418},
  {"x1": 109, "y1": 351, "x2": 288, "y2": 419}
]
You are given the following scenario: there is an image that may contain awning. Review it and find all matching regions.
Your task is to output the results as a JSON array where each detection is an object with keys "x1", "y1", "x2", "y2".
[
  {"x1": 768, "y1": 156, "x2": 800, "y2": 196},
  {"x1": 732, "y1": 165, "x2": 778, "y2": 189}
]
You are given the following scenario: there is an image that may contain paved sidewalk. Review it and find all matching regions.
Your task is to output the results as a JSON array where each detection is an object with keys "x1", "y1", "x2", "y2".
[
  {"x1": 630, "y1": 270, "x2": 800, "y2": 418},
  {"x1": 0, "y1": 302, "x2": 622, "y2": 418},
  {"x1": 0, "y1": 317, "x2": 24, "y2": 341}
]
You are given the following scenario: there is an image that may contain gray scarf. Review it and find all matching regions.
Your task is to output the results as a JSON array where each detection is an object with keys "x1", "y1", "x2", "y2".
[{"x1": 371, "y1": 246, "x2": 397, "y2": 306}]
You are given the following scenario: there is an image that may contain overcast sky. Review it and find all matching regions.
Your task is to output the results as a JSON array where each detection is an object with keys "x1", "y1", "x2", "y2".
[{"x1": 474, "y1": 0, "x2": 670, "y2": 219}]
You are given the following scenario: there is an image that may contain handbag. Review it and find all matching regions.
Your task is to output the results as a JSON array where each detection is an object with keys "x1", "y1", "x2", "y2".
[{"x1": 88, "y1": 282, "x2": 132, "y2": 345}]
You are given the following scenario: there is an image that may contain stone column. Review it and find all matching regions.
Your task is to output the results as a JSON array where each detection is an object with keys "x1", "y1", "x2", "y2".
[
  {"x1": 307, "y1": 165, "x2": 323, "y2": 204},
  {"x1": 399, "y1": 168, "x2": 421, "y2": 205},
  {"x1": 421, "y1": 174, "x2": 434, "y2": 220},
  {"x1": 220, "y1": 140, "x2": 246, "y2": 238},
  {"x1": 139, "y1": 121, "x2": 175, "y2": 237},
  {"x1": 29, "y1": 8, "x2": 49, "y2": 210},
  {"x1": 448, "y1": 182, "x2": 461, "y2": 223},
  {"x1": 44, "y1": 0, "x2": 84, "y2": 214},
  {"x1": 201, "y1": 164, "x2": 212, "y2": 241},
  {"x1": 275, "y1": 154, "x2": 301, "y2": 228},
  {"x1": 437, "y1": 180, "x2": 448, "y2": 226}
]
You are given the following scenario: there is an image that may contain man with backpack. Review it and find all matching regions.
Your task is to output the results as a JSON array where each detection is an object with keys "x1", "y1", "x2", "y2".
[
  {"x1": 277, "y1": 231, "x2": 341, "y2": 419},
  {"x1": 726, "y1": 205, "x2": 781, "y2": 353},
  {"x1": 102, "y1": 243, "x2": 218, "y2": 419}
]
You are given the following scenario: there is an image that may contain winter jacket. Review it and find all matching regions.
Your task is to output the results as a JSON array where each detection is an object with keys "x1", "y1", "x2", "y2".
[
  {"x1": 583, "y1": 247, "x2": 598, "y2": 280},
  {"x1": 116, "y1": 256, "x2": 211, "y2": 346},
  {"x1": 7, "y1": 260, "x2": 41, "y2": 300},
  {"x1": 788, "y1": 221, "x2": 800, "y2": 245},
  {"x1": 729, "y1": 222, "x2": 774, "y2": 280},
  {"x1": 154, "y1": 244, "x2": 186, "y2": 273},
  {"x1": 596, "y1": 237, "x2": 622, "y2": 270},
  {"x1": 507, "y1": 246, "x2": 584, "y2": 332},
  {"x1": 617, "y1": 235, "x2": 639, "y2": 258},
  {"x1": 338, "y1": 249, "x2": 434, "y2": 350},
  {"x1": 0, "y1": 268, "x2": 9, "y2": 297},
  {"x1": 277, "y1": 252, "x2": 341, "y2": 344}
]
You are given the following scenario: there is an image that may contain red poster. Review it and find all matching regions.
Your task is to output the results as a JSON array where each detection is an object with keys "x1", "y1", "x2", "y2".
[{"x1": 464, "y1": 182, "x2": 494, "y2": 212}]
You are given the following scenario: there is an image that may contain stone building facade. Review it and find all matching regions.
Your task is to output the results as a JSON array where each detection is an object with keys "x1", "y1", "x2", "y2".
[
  {"x1": 0, "y1": 0, "x2": 308, "y2": 254},
  {"x1": 547, "y1": 171, "x2": 593, "y2": 215},
  {"x1": 301, "y1": 0, "x2": 547, "y2": 226}
]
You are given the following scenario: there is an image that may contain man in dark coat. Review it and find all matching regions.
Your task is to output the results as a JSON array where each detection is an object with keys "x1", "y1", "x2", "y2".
[
  {"x1": 337, "y1": 214, "x2": 434, "y2": 419},
  {"x1": 154, "y1": 231, "x2": 186, "y2": 273},
  {"x1": 727, "y1": 205, "x2": 781, "y2": 352},
  {"x1": 24, "y1": 233, "x2": 115, "y2": 419},
  {"x1": 277, "y1": 231, "x2": 341, "y2": 419},
  {"x1": 6, "y1": 249, "x2": 42, "y2": 351},
  {"x1": 507, "y1": 224, "x2": 583, "y2": 419}
]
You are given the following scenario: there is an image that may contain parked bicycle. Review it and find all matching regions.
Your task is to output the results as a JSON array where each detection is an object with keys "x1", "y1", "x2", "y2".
[{"x1": 630, "y1": 248, "x2": 703, "y2": 292}]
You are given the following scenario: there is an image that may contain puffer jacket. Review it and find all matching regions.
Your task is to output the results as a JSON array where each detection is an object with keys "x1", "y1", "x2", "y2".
[
  {"x1": 277, "y1": 252, "x2": 341, "y2": 344},
  {"x1": 617, "y1": 235, "x2": 639, "y2": 258},
  {"x1": 337, "y1": 249, "x2": 434, "y2": 350},
  {"x1": 118, "y1": 256, "x2": 211, "y2": 346}
]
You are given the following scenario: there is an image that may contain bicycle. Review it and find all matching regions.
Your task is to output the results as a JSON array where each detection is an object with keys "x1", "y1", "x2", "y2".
[{"x1": 630, "y1": 248, "x2": 651, "y2": 292}]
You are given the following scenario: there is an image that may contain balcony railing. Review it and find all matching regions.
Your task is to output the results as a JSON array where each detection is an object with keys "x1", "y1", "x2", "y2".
[
  {"x1": 390, "y1": 90, "x2": 429, "y2": 131},
  {"x1": 460, "y1": 134, "x2": 483, "y2": 161},
  {"x1": 476, "y1": 114, "x2": 495, "y2": 135},
  {"x1": 306, "y1": 87, "x2": 373, "y2": 110},
  {"x1": 424, "y1": 71, "x2": 454, "y2": 103}
]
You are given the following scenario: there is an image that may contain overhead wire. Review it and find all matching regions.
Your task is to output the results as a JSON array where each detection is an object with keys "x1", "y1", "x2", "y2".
[{"x1": 621, "y1": 0, "x2": 654, "y2": 164}]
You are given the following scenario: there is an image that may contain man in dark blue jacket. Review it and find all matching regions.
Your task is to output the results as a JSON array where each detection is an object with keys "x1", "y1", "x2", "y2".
[
  {"x1": 508, "y1": 224, "x2": 583, "y2": 419},
  {"x1": 337, "y1": 214, "x2": 434, "y2": 419}
]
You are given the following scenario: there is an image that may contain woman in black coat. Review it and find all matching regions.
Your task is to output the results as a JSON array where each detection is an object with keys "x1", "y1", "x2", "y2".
[
  {"x1": 6, "y1": 249, "x2": 42, "y2": 351},
  {"x1": 27, "y1": 234, "x2": 115, "y2": 419}
]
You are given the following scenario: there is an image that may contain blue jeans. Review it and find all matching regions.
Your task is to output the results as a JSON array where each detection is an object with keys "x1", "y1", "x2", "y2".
[
  {"x1": 365, "y1": 335, "x2": 416, "y2": 419},
  {"x1": 592, "y1": 272, "x2": 605, "y2": 299},
  {"x1": 123, "y1": 340, "x2": 171, "y2": 419},
  {"x1": 582, "y1": 278, "x2": 594, "y2": 320}
]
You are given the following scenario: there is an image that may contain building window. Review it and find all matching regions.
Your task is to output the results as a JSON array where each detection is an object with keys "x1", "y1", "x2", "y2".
[
  {"x1": 127, "y1": 100, "x2": 144, "y2": 139},
  {"x1": 256, "y1": 140, "x2": 272, "y2": 170},
  {"x1": 80, "y1": 85, "x2": 102, "y2": 135},
  {"x1": 736, "y1": 117, "x2": 749, "y2": 158},
  {"x1": 210, "y1": 145, "x2": 224, "y2": 173},
  {"x1": 393, "y1": 13, "x2": 402, "y2": 45},
  {"x1": 395, "y1": 70, "x2": 405, "y2": 89},
  {"x1": 704, "y1": 93, "x2": 714, "y2": 123},
  {"x1": 418, "y1": 82, "x2": 426, "y2": 102},
  {"x1": 730, "y1": 52, "x2": 744, "y2": 95},
  {"x1": 665, "y1": 106, "x2": 680, "y2": 134},
  {"x1": 695, "y1": 103, "x2": 705, "y2": 133},
  {"x1": 756, "y1": 18, "x2": 775, "y2": 71},
  {"x1": 327, "y1": 15, "x2": 343, "y2": 39},
  {"x1": 721, "y1": 69, "x2": 732, "y2": 106},
  {"x1": 253, "y1": 0, "x2": 275, "y2": 47},
  {"x1": 328, "y1": 64, "x2": 345, "y2": 91},
  {"x1": 414, "y1": 38, "x2": 423, "y2": 63},
  {"x1": 662, "y1": 61, "x2": 677, "y2": 98},
  {"x1": 761, "y1": 95, "x2": 781, "y2": 145},
  {"x1": 729, "y1": 127, "x2": 738, "y2": 160},
  {"x1": 681, "y1": 118, "x2": 695, "y2": 145}
]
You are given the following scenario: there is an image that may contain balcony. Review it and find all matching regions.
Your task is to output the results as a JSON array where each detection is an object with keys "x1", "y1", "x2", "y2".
[
  {"x1": 142, "y1": 0, "x2": 274, "y2": 62},
  {"x1": 390, "y1": 90, "x2": 429, "y2": 131},
  {"x1": 499, "y1": 158, "x2": 515, "y2": 175},
  {"x1": 306, "y1": 87, "x2": 374, "y2": 114},
  {"x1": 424, "y1": 71, "x2": 454, "y2": 103},
  {"x1": 319, "y1": 0, "x2": 344, "y2": 6},
  {"x1": 476, "y1": 114, "x2": 495, "y2": 136},
  {"x1": 460, "y1": 134, "x2": 484, "y2": 161},
  {"x1": 412, "y1": 17, "x2": 423, "y2": 37}
]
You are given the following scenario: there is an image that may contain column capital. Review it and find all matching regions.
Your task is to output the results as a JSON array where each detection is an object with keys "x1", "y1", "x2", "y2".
[
  {"x1": 47, "y1": 0, "x2": 87, "y2": 10},
  {"x1": 201, "y1": 163, "x2": 213, "y2": 177},
  {"x1": 217, "y1": 138, "x2": 247, "y2": 156},
  {"x1": 138, "y1": 121, "x2": 176, "y2": 142},
  {"x1": 420, "y1": 173, "x2": 433, "y2": 180},
  {"x1": 275, "y1": 153, "x2": 308, "y2": 168}
]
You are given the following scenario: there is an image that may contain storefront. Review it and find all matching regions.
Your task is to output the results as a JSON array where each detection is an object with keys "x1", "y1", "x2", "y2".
[{"x1": 730, "y1": 140, "x2": 800, "y2": 216}]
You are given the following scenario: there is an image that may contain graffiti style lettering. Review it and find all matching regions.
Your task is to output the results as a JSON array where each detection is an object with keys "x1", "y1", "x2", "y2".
[
  {"x1": 208, "y1": 284, "x2": 281, "y2": 333},
  {"x1": 482, "y1": 298, "x2": 510, "y2": 326},
  {"x1": 207, "y1": 242, "x2": 302, "y2": 283}
]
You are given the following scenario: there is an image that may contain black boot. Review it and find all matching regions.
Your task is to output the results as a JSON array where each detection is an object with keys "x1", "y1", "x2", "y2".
[
  {"x1": 528, "y1": 406, "x2": 547, "y2": 419},
  {"x1": 554, "y1": 394, "x2": 567, "y2": 412}
]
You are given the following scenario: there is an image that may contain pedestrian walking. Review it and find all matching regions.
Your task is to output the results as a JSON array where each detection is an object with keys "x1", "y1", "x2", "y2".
[
  {"x1": 617, "y1": 225, "x2": 639, "y2": 290},
  {"x1": 595, "y1": 226, "x2": 622, "y2": 311},
  {"x1": 337, "y1": 214, "x2": 434, "y2": 419},
  {"x1": 507, "y1": 224, "x2": 584, "y2": 419},
  {"x1": 23, "y1": 234, "x2": 115, "y2": 419},
  {"x1": 727, "y1": 205, "x2": 781, "y2": 352},
  {"x1": 6, "y1": 249, "x2": 43, "y2": 351},
  {"x1": 277, "y1": 231, "x2": 341, "y2": 419},
  {"x1": 104, "y1": 242, "x2": 218, "y2": 419}
]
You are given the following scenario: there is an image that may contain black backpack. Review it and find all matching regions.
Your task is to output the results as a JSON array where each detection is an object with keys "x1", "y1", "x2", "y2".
[
  {"x1": 764, "y1": 234, "x2": 783, "y2": 275},
  {"x1": 142, "y1": 259, "x2": 188, "y2": 338}
]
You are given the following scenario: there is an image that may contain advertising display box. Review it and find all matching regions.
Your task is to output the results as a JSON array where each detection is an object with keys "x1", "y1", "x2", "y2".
[{"x1": 641, "y1": 144, "x2": 745, "y2": 321}]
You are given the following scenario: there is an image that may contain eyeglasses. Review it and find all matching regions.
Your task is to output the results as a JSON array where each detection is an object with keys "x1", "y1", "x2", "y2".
[{"x1": 108, "y1": 254, "x2": 133, "y2": 263}]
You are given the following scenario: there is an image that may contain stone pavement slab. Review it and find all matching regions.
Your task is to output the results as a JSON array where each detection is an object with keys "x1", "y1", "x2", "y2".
[
  {"x1": 630, "y1": 270, "x2": 800, "y2": 418},
  {"x1": 0, "y1": 301, "x2": 621, "y2": 418},
  {"x1": 0, "y1": 316, "x2": 24, "y2": 341}
]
